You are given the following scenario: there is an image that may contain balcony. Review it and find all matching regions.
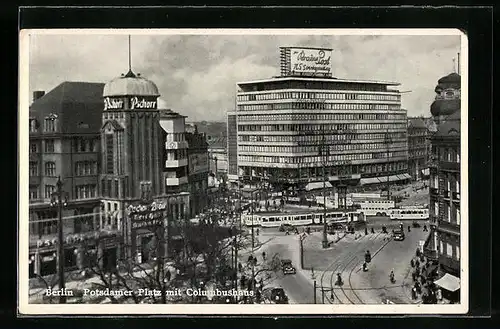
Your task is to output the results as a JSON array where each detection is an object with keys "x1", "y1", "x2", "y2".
[
  {"x1": 440, "y1": 161, "x2": 459, "y2": 172},
  {"x1": 165, "y1": 158, "x2": 188, "y2": 168},
  {"x1": 165, "y1": 141, "x2": 189, "y2": 150},
  {"x1": 166, "y1": 176, "x2": 188, "y2": 186},
  {"x1": 437, "y1": 219, "x2": 460, "y2": 235}
]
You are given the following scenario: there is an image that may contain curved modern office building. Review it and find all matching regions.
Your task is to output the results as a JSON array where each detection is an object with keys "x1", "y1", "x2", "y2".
[{"x1": 227, "y1": 47, "x2": 409, "y2": 190}]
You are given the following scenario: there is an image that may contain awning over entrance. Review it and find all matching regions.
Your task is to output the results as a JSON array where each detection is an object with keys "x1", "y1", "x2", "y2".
[
  {"x1": 434, "y1": 273, "x2": 461, "y2": 292},
  {"x1": 400, "y1": 173, "x2": 412, "y2": 180},
  {"x1": 377, "y1": 175, "x2": 401, "y2": 182},
  {"x1": 305, "y1": 181, "x2": 332, "y2": 191},
  {"x1": 359, "y1": 177, "x2": 381, "y2": 185}
]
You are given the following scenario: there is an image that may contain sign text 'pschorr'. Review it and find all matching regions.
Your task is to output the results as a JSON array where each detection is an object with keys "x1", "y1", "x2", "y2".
[
  {"x1": 130, "y1": 97, "x2": 157, "y2": 110},
  {"x1": 104, "y1": 97, "x2": 124, "y2": 110}
]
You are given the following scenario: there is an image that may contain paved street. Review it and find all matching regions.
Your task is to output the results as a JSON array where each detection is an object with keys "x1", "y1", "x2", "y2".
[{"x1": 244, "y1": 215, "x2": 430, "y2": 304}]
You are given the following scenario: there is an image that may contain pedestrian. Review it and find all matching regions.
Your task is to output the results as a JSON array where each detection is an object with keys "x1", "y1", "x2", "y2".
[
  {"x1": 262, "y1": 251, "x2": 266, "y2": 261},
  {"x1": 416, "y1": 248, "x2": 421, "y2": 257},
  {"x1": 165, "y1": 269, "x2": 171, "y2": 282},
  {"x1": 415, "y1": 259, "x2": 420, "y2": 268},
  {"x1": 238, "y1": 262, "x2": 243, "y2": 273},
  {"x1": 416, "y1": 281, "x2": 422, "y2": 294},
  {"x1": 365, "y1": 227, "x2": 368, "y2": 235},
  {"x1": 408, "y1": 225, "x2": 411, "y2": 232},
  {"x1": 411, "y1": 287, "x2": 417, "y2": 300},
  {"x1": 420, "y1": 254, "x2": 425, "y2": 263},
  {"x1": 248, "y1": 255, "x2": 254, "y2": 264},
  {"x1": 423, "y1": 224, "x2": 428, "y2": 232},
  {"x1": 410, "y1": 258, "x2": 415, "y2": 268},
  {"x1": 371, "y1": 227, "x2": 375, "y2": 234}
]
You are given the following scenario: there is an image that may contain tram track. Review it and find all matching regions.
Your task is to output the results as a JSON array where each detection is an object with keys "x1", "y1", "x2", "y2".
[{"x1": 320, "y1": 232, "x2": 393, "y2": 304}]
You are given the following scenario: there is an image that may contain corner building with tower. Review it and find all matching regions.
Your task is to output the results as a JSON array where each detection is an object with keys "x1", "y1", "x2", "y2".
[
  {"x1": 100, "y1": 69, "x2": 190, "y2": 264},
  {"x1": 228, "y1": 47, "x2": 410, "y2": 191}
]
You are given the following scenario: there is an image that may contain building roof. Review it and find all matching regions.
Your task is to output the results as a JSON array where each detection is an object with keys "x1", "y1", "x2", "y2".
[
  {"x1": 103, "y1": 70, "x2": 160, "y2": 97},
  {"x1": 438, "y1": 72, "x2": 461, "y2": 85},
  {"x1": 29, "y1": 81, "x2": 105, "y2": 134},
  {"x1": 207, "y1": 136, "x2": 227, "y2": 150},
  {"x1": 237, "y1": 76, "x2": 400, "y2": 86},
  {"x1": 159, "y1": 109, "x2": 186, "y2": 119},
  {"x1": 408, "y1": 117, "x2": 427, "y2": 129}
]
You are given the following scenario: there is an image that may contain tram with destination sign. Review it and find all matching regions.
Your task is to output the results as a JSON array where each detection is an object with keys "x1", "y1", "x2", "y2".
[{"x1": 242, "y1": 210, "x2": 363, "y2": 228}]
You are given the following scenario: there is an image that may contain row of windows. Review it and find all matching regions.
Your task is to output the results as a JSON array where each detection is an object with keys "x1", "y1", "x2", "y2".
[
  {"x1": 433, "y1": 146, "x2": 460, "y2": 163},
  {"x1": 237, "y1": 103, "x2": 401, "y2": 111},
  {"x1": 29, "y1": 138, "x2": 97, "y2": 154},
  {"x1": 237, "y1": 91, "x2": 401, "y2": 102},
  {"x1": 76, "y1": 184, "x2": 97, "y2": 199},
  {"x1": 29, "y1": 162, "x2": 56, "y2": 176},
  {"x1": 439, "y1": 241, "x2": 460, "y2": 261},
  {"x1": 239, "y1": 151, "x2": 407, "y2": 164},
  {"x1": 240, "y1": 162, "x2": 408, "y2": 176},
  {"x1": 409, "y1": 150, "x2": 427, "y2": 158},
  {"x1": 30, "y1": 140, "x2": 54, "y2": 153},
  {"x1": 167, "y1": 149, "x2": 188, "y2": 161},
  {"x1": 238, "y1": 123, "x2": 407, "y2": 132},
  {"x1": 238, "y1": 132, "x2": 407, "y2": 143},
  {"x1": 239, "y1": 142, "x2": 407, "y2": 154},
  {"x1": 75, "y1": 161, "x2": 98, "y2": 176},
  {"x1": 239, "y1": 113, "x2": 406, "y2": 122}
]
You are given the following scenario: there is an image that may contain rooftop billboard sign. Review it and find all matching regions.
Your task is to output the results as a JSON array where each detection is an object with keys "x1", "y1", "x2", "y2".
[{"x1": 280, "y1": 47, "x2": 333, "y2": 78}]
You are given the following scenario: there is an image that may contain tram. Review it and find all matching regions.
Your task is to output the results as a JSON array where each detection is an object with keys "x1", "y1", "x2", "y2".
[
  {"x1": 355, "y1": 198, "x2": 395, "y2": 216},
  {"x1": 388, "y1": 207, "x2": 429, "y2": 220},
  {"x1": 242, "y1": 210, "x2": 363, "y2": 228}
]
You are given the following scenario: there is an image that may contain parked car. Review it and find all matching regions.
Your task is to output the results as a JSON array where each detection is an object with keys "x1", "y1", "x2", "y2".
[
  {"x1": 270, "y1": 287, "x2": 289, "y2": 304},
  {"x1": 281, "y1": 259, "x2": 296, "y2": 275},
  {"x1": 393, "y1": 230, "x2": 405, "y2": 241}
]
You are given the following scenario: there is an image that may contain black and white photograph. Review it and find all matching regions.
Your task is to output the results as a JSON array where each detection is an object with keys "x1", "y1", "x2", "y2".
[{"x1": 18, "y1": 29, "x2": 468, "y2": 314}]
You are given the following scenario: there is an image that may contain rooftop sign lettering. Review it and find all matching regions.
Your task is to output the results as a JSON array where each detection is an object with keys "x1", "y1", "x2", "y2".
[
  {"x1": 289, "y1": 48, "x2": 332, "y2": 76},
  {"x1": 130, "y1": 97, "x2": 157, "y2": 110},
  {"x1": 104, "y1": 97, "x2": 124, "y2": 110}
]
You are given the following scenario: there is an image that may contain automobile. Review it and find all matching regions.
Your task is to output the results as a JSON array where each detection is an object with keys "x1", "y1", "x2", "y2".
[
  {"x1": 393, "y1": 230, "x2": 405, "y2": 241},
  {"x1": 270, "y1": 287, "x2": 289, "y2": 304},
  {"x1": 281, "y1": 259, "x2": 296, "y2": 275},
  {"x1": 279, "y1": 223, "x2": 294, "y2": 233}
]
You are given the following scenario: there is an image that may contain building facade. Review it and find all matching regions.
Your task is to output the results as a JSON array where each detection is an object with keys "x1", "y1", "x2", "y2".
[
  {"x1": 407, "y1": 117, "x2": 430, "y2": 181},
  {"x1": 425, "y1": 72, "x2": 461, "y2": 300},
  {"x1": 227, "y1": 47, "x2": 409, "y2": 190},
  {"x1": 207, "y1": 136, "x2": 228, "y2": 175},
  {"x1": 185, "y1": 126, "x2": 209, "y2": 217},
  {"x1": 28, "y1": 83, "x2": 106, "y2": 278},
  {"x1": 100, "y1": 69, "x2": 190, "y2": 264}
]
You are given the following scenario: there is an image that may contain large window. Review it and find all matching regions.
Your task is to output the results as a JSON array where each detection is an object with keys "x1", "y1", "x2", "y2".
[
  {"x1": 44, "y1": 118, "x2": 56, "y2": 132},
  {"x1": 45, "y1": 162, "x2": 56, "y2": 176},
  {"x1": 30, "y1": 119, "x2": 38, "y2": 133},
  {"x1": 30, "y1": 143, "x2": 37, "y2": 153},
  {"x1": 105, "y1": 134, "x2": 114, "y2": 174},
  {"x1": 29, "y1": 188, "x2": 38, "y2": 200},
  {"x1": 75, "y1": 161, "x2": 97, "y2": 176},
  {"x1": 76, "y1": 185, "x2": 96, "y2": 199},
  {"x1": 44, "y1": 139, "x2": 55, "y2": 153},
  {"x1": 29, "y1": 162, "x2": 38, "y2": 176},
  {"x1": 44, "y1": 185, "x2": 55, "y2": 198}
]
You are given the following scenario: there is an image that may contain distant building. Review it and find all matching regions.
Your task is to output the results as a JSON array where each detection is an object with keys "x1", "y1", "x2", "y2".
[
  {"x1": 28, "y1": 82, "x2": 104, "y2": 278},
  {"x1": 185, "y1": 125, "x2": 209, "y2": 217},
  {"x1": 207, "y1": 136, "x2": 228, "y2": 175},
  {"x1": 407, "y1": 117, "x2": 430, "y2": 181},
  {"x1": 424, "y1": 72, "x2": 461, "y2": 302},
  {"x1": 228, "y1": 46, "x2": 410, "y2": 194}
]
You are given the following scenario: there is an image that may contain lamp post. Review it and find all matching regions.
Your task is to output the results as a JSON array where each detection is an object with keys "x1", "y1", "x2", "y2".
[
  {"x1": 319, "y1": 129, "x2": 329, "y2": 249},
  {"x1": 50, "y1": 176, "x2": 68, "y2": 304},
  {"x1": 311, "y1": 268, "x2": 317, "y2": 304}
]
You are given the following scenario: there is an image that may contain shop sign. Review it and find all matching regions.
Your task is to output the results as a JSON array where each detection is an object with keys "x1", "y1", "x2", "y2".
[
  {"x1": 128, "y1": 201, "x2": 167, "y2": 230},
  {"x1": 104, "y1": 97, "x2": 124, "y2": 110},
  {"x1": 130, "y1": 97, "x2": 157, "y2": 110},
  {"x1": 290, "y1": 48, "x2": 332, "y2": 76}
]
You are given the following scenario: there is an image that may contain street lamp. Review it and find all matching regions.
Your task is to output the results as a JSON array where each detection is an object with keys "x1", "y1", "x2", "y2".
[
  {"x1": 311, "y1": 268, "x2": 317, "y2": 304},
  {"x1": 319, "y1": 129, "x2": 329, "y2": 249},
  {"x1": 384, "y1": 129, "x2": 392, "y2": 201},
  {"x1": 50, "y1": 176, "x2": 68, "y2": 304}
]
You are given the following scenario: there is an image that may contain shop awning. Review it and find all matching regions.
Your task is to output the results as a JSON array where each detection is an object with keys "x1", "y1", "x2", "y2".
[
  {"x1": 434, "y1": 273, "x2": 461, "y2": 292},
  {"x1": 360, "y1": 177, "x2": 381, "y2": 185},
  {"x1": 305, "y1": 181, "x2": 332, "y2": 191},
  {"x1": 400, "y1": 173, "x2": 412, "y2": 180},
  {"x1": 378, "y1": 175, "x2": 401, "y2": 182}
]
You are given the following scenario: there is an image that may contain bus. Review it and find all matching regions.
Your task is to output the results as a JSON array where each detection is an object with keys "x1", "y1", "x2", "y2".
[
  {"x1": 389, "y1": 207, "x2": 429, "y2": 220},
  {"x1": 356, "y1": 199, "x2": 395, "y2": 216}
]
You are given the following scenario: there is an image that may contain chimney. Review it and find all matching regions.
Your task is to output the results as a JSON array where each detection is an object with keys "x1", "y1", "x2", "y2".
[{"x1": 33, "y1": 91, "x2": 45, "y2": 102}]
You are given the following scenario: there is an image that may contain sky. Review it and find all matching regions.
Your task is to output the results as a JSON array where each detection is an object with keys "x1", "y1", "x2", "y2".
[{"x1": 28, "y1": 32, "x2": 462, "y2": 121}]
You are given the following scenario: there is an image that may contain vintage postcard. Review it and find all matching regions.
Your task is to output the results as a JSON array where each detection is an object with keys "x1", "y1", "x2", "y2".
[{"x1": 18, "y1": 28, "x2": 468, "y2": 315}]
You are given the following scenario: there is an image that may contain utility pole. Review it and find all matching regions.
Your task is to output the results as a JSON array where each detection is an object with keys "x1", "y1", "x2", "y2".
[
  {"x1": 384, "y1": 129, "x2": 392, "y2": 201},
  {"x1": 50, "y1": 176, "x2": 68, "y2": 304},
  {"x1": 320, "y1": 129, "x2": 328, "y2": 249}
]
